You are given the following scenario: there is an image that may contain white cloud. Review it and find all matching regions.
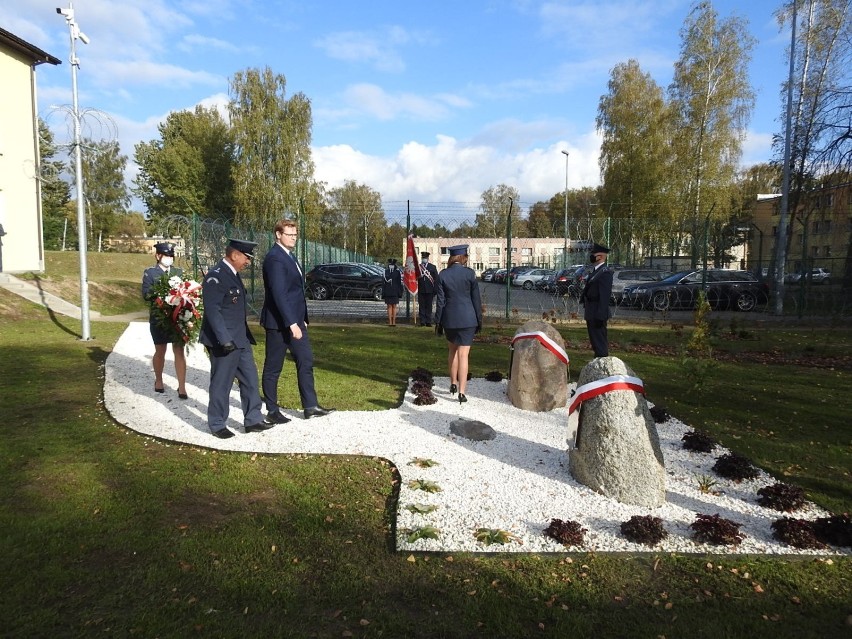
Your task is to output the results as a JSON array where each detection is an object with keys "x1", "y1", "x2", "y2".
[
  {"x1": 178, "y1": 34, "x2": 242, "y2": 53},
  {"x1": 91, "y1": 60, "x2": 222, "y2": 89},
  {"x1": 313, "y1": 26, "x2": 434, "y2": 73},
  {"x1": 313, "y1": 127, "x2": 603, "y2": 207}
]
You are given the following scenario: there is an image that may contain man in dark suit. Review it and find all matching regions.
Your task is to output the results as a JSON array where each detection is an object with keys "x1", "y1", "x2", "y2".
[
  {"x1": 199, "y1": 239, "x2": 270, "y2": 439},
  {"x1": 581, "y1": 242, "x2": 614, "y2": 358},
  {"x1": 260, "y1": 219, "x2": 334, "y2": 421},
  {"x1": 417, "y1": 251, "x2": 439, "y2": 326}
]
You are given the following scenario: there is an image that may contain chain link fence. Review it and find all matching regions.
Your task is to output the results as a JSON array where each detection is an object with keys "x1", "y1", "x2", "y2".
[{"x1": 156, "y1": 204, "x2": 851, "y2": 322}]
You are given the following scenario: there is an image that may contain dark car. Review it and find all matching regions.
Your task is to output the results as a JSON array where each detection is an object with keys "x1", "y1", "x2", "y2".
[
  {"x1": 481, "y1": 268, "x2": 497, "y2": 282},
  {"x1": 305, "y1": 262, "x2": 385, "y2": 301},
  {"x1": 625, "y1": 269, "x2": 769, "y2": 312},
  {"x1": 547, "y1": 265, "x2": 589, "y2": 296},
  {"x1": 492, "y1": 268, "x2": 508, "y2": 284},
  {"x1": 610, "y1": 268, "x2": 672, "y2": 304}
]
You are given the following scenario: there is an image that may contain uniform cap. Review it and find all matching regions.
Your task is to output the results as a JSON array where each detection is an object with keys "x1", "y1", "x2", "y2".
[{"x1": 228, "y1": 238, "x2": 258, "y2": 258}]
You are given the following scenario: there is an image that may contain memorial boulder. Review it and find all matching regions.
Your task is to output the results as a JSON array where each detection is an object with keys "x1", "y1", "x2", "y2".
[
  {"x1": 507, "y1": 320, "x2": 569, "y2": 412},
  {"x1": 568, "y1": 357, "x2": 666, "y2": 507}
]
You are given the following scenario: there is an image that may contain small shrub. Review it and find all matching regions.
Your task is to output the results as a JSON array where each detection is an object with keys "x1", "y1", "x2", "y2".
[
  {"x1": 696, "y1": 474, "x2": 719, "y2": 495},
  {"x1": 410, "y1": 380, "x2": 432, "y2": 395},
  {"x1": 649, "y1": 405, "x2": 670, "y2": 424},
  {"x1": 408, "y1": 457, "x2": 439, "y2": 468},
  {"x1": 682, "y1": 429, "x2": 717, "y2": 453},
  {"x1": 407, "y1": 479, "x2": 442, "y2": 493},
  {"x1": 405, "y1": 526, "x2": 441, "y2": 543},
  {"x1": 484, "y1": 370, "x2": 503, "y2": 382},
  {"x1": 620, "y1": 515, "x2": 668, "y2": 546},
  {"x1": 690, "y1": 513, "x2": 744, "y2": 546},
  {"x1": 771, "y1": 517, "x2": 826, "y2": 550},
  {"x1": 474, "y1": 528, "x2": 521, "y2": 545},
  {"x1": 712, "y1": 452, "x2": 759, "y2": 481},
  {"x1": 410, "y1": 367, "x2": 434, "y2": 385},
  {"x1": 404, "y1": 503, "x2": 438, "y2": 514},
  {"x1": 757, "y1": 482, "x2": 807, "y2": 512},
  {"x1": 812, "y1": 513, "x2": 852, "y2": 547},
  {"x1": 543, "y1": 518, "x2": 586, "y2": 547},
  {"x1": 412, "y1": 390, "x2": 437, "y2": 406}
]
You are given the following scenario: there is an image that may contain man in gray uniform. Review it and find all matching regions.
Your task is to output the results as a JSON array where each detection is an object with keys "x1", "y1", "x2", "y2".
[{"x1": 199, "y1": 239, "x2": 271, "y2": 439}]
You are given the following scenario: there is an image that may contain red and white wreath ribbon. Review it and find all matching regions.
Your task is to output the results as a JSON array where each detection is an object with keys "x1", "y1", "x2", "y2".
[
  {"x1": 568, "y1": 375, "x2": 645, "y2": 415},
  {"x1": 510, "y1": 331, "x2": 569, "y2": 365}
]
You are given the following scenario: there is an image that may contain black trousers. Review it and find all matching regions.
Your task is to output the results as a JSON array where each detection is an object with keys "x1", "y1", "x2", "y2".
[
  {"x1": 586, "y1": 319, "x2": 609, "y2": 357},
  {"x1": 262, "y1": 326, "x2": 318, "y2": 411},
  {"x1": 418, "y1": 292, "x2": 434, "y2": 324}
]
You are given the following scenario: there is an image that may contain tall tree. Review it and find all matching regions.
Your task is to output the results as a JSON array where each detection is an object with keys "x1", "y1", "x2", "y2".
[
  {"x1": 474, "y1": 184, "x2": 522, "y2": 238},
  {"x1": 38, "y1": 118, "x2": 71, "y2": 250},
  {"x1": 773, "y1": 0, "x2": 852, "y2": 260},
  {"x1": 596, "y1": 59, "x2": 670, "y2": 224},
  {"x1": 326, "y1": 180, "x2": 385, "y2": 257},
  {"x1": 229, "y1": 67, "x2": 315, "y2": 229},
  {"x1": 76, "y1": 139, "x2": 130, "y2": 251},
  {"x1": 134, "y1": 106, "x2": 235, "y2": 225},
  {"x1": 669, "y1": 1, "x2": 756, "y2": 266}
]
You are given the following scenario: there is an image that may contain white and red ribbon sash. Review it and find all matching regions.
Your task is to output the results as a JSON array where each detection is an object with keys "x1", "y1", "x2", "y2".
[
  {"x1": 568, "y1": 375, "x2": 645, "y2": 415},
  {"x1": 510, "y1": 331, "x2": 569, "y2": 365}
]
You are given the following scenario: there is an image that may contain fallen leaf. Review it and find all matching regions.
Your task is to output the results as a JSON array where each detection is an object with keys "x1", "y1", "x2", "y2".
[
  {"x1": 407, "y1": 555, "x2": 416, "y2": 563},
  {"x1": 359, "y1": 619, "x2": 369, "y2": 626},
  {"x1": 664, "y1": 602, "x2": 673, "y2": 610},
  {"x1": 790, "y1": 596, "x2": 801, "y2": 605},
  {"x1": 753, "y1": 583, "x2": 764, "y2": 594}
]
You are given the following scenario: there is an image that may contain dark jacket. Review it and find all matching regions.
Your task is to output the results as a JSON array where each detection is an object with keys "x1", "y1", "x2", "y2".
[
  {"x1": 199, "y1": 259, "x2": 256, "y2": 348},
  {"x1": 582, "y1": 264, "x2": 613, "y2": 322},
  {"x1": 435, "y1": 263, "x2": 483, "y2": 329},
  {"x1": 382, "y1": 267, "x2": 404, "y2": 300},
  {"x1": 418, "y1": 262, "x2": 439, "y2": 294},
  {"x1": 260, "y1": 244, "x2": 308, "y2": 331}
]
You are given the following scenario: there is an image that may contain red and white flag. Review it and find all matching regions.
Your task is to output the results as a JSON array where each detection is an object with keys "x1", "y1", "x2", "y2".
[{"x1": 403, "y1": 234, "x2": 419, "y2": 294}]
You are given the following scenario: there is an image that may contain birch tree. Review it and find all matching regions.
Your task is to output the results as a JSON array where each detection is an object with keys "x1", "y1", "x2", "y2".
[{"x1": 229, "y1": 67, "x2": 315, "y2": 229}]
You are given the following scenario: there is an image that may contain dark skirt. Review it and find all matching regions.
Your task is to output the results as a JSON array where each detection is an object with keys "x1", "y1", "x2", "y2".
[
  {"x1": 384, "y1": 297, "x2": 400, "y2": 305},
  {"x1": 445, "y1": 326, "x2": 476, "y2": 346},
  {"x1": 149, "y1": 316, "x2": 181, "y2": 345}
]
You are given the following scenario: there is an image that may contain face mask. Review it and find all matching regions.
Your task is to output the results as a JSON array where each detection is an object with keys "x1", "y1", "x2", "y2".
[
  {"x1": 589, "y1": 254, "x2": 597, "y2": 264},
  {"x1": 421, "y1": 260, "x2": 428, "y2": 265},
  {"x1": 160, "y1": 256, "x2": 174, "y2": 267}
]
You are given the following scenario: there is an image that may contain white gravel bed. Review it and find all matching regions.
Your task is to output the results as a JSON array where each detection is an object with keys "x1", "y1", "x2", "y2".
[{"x1": 104, "y1": 322, "x2": 848, "y2": 556}]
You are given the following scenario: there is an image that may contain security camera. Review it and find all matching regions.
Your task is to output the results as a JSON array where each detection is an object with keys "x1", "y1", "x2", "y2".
[{"x1": 56, "y1": 7, "x2": 73, "y2": 17}]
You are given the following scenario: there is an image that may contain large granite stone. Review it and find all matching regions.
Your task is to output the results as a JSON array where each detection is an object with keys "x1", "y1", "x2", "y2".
[
  {"x1": 450, "y1": 419, "x2": 496, "y2": 441},
  {"x1": 568, "y1": 357, "x2": 667, "y2": 507},
  {"x1": 507, "y1": 320, "x2": 569, "y2": 412}
]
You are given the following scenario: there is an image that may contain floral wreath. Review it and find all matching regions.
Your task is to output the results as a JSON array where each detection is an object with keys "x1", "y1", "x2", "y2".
[{"x1": 148, "y1": 273, "x2": 203, "y2": 346}]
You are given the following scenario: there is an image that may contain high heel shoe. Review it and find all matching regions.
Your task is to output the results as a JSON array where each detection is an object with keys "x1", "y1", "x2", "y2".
[
  {"x1": 449, "y1": 384, "x2": 458, "y2": 395},
  {"x1": 154, "y1": 386, "x2": 165, "y2": 394},
  {"x1": 458, "y1": 393, "x2": 467, "y2": 403},
  {"x1": 178, "y1": 392, "x2": 188, "y2": 400}
]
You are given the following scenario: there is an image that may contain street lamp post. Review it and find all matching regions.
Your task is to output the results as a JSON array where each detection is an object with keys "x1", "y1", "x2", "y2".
[
  {"x1": 57, "y1": 2, "x2": 92, "y2": 340},
  {"x1": 561, "y1": 150, "x2": 569, "y2": 268}
]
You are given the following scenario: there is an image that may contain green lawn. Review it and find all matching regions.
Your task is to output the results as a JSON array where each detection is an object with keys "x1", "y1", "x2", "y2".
[{"x1": 0, "y1": 254, "x2": 850, "y2": 638}]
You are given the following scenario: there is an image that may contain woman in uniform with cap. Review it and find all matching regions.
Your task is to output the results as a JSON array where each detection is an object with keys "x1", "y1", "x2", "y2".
[
  {"x1": 435, "y1": 245, "x2": 482, "y2": 403},
  {"x1": 141, "y1": 241, "x2": 188, "y2": 398},
  {"x1": 382, "y1": 258, "x2": 404, "y2": 326}
]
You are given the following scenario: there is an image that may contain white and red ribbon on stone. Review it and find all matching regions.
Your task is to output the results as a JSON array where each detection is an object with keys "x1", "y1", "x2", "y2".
[
  {"x1": 568, "y1": 375, "x2": 645, "y2": 415},
  {"x1": 510, "y1": 331, "x2": 569, "y2": 365}
]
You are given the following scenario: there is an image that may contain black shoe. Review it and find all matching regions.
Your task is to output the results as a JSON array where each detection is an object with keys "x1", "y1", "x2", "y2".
[
  {"x1": 178, "y1": 392, "x2": 188, "y2": 400},
  {"x1": 211, "y1": 428, "x2": 235, "y2": 439},
  {"x1": 154, "y1": 386, "x2": 165, "y2": 394},
  {"x1": 304, "y1": 405, "x2": 335, "y2": 419},
  {"x1": 245, "y1": 422, "x2": 274, "y2": 433},
  {"x1": 458, "y1": 393, "x2": 467, "y2": 403},
  {"x1": 450, "y1": 384, "x2": 458, "y2": 395},
  {"x1": 264, "y1": 411, "x2": 291, "y2": 424}
]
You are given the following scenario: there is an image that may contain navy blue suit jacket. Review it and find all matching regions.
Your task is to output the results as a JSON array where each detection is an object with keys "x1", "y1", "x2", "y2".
[
  {"x1": 199, "y1": 259, "x2": 256, "y2": 349},
  {"x1": 582, "y1": 264, "x2": 613, "y2": 322},
  {"x1": 260, "y1": 244, "x2": 308, "y2": 331},
  {"x1": 435, "y1": 264, "x2": 483, "y2": 329}
]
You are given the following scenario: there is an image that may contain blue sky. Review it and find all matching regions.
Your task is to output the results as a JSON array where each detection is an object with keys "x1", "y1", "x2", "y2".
[{"x1": 4, "y1": 0, "x2": 789, "y2": 208}]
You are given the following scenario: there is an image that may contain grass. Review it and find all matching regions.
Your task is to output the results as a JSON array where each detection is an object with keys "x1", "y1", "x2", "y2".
[{"x1": 0, "y1": 253, "x2": 850, "y2": 638}]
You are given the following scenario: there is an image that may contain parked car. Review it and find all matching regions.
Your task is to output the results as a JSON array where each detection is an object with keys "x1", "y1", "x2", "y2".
[
  {"x1": 625, "y1": 269, "x2": 769, "y2": 312},
  {"x1": 784, "y1": 267, "x2": 831, "y2": 285},
  {"x1": 547, "y1": 265, "x2": 589, "y2": 296},
  {"x1": 610, "y1": 268, "x2": 672, "y2": 303},
  {"x1": 305, "y1": 262, "x2": 385, "y2": 301},
  {"x1": 492, "y1": 268, "x2": 508, "y2": 284},
  {"x1": 511, "y1": 268, "x2": 554, "y2": 289},
  {"x1": 481, "y1": 268, "x2": 497, "y2": 282}
]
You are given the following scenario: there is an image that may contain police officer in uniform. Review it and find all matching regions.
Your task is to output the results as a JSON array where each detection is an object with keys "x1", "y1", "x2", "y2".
[
  {"x1": 199, "y1": 239, "x2": 270, "y2": 439},
  {"x1": 141, "y1": 241, "x2": 188, "y2": 398},
  {"x1": 581, "y1": 243, "x2": 613, "y2": 358},
  {"x1": 417, "y1": 251, "x2": 439, "y2": 326}
]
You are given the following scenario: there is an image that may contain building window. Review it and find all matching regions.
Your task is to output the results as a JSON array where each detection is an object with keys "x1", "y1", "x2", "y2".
[
  {"x1": 823, "y1": 193, "x2": 834, "y2": 208},
  {"x1": 473, "y1": 262, "x2": 483, "y2": 271},
  {"x1": 811, "y1": 246, "x2": 820, "y2": 257},
  {"x1": 521, "y1": 248, "x2": 532, "y2": 256},
  {"x1": 823, "y1": 219, "x2": 831, "y2": 233},
  {"x1": 488, "y1": 247, "x2": 500, "y2": 256},
  {"x1": 824, "y1": 246, "x2": 831, "y2": 257}
]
